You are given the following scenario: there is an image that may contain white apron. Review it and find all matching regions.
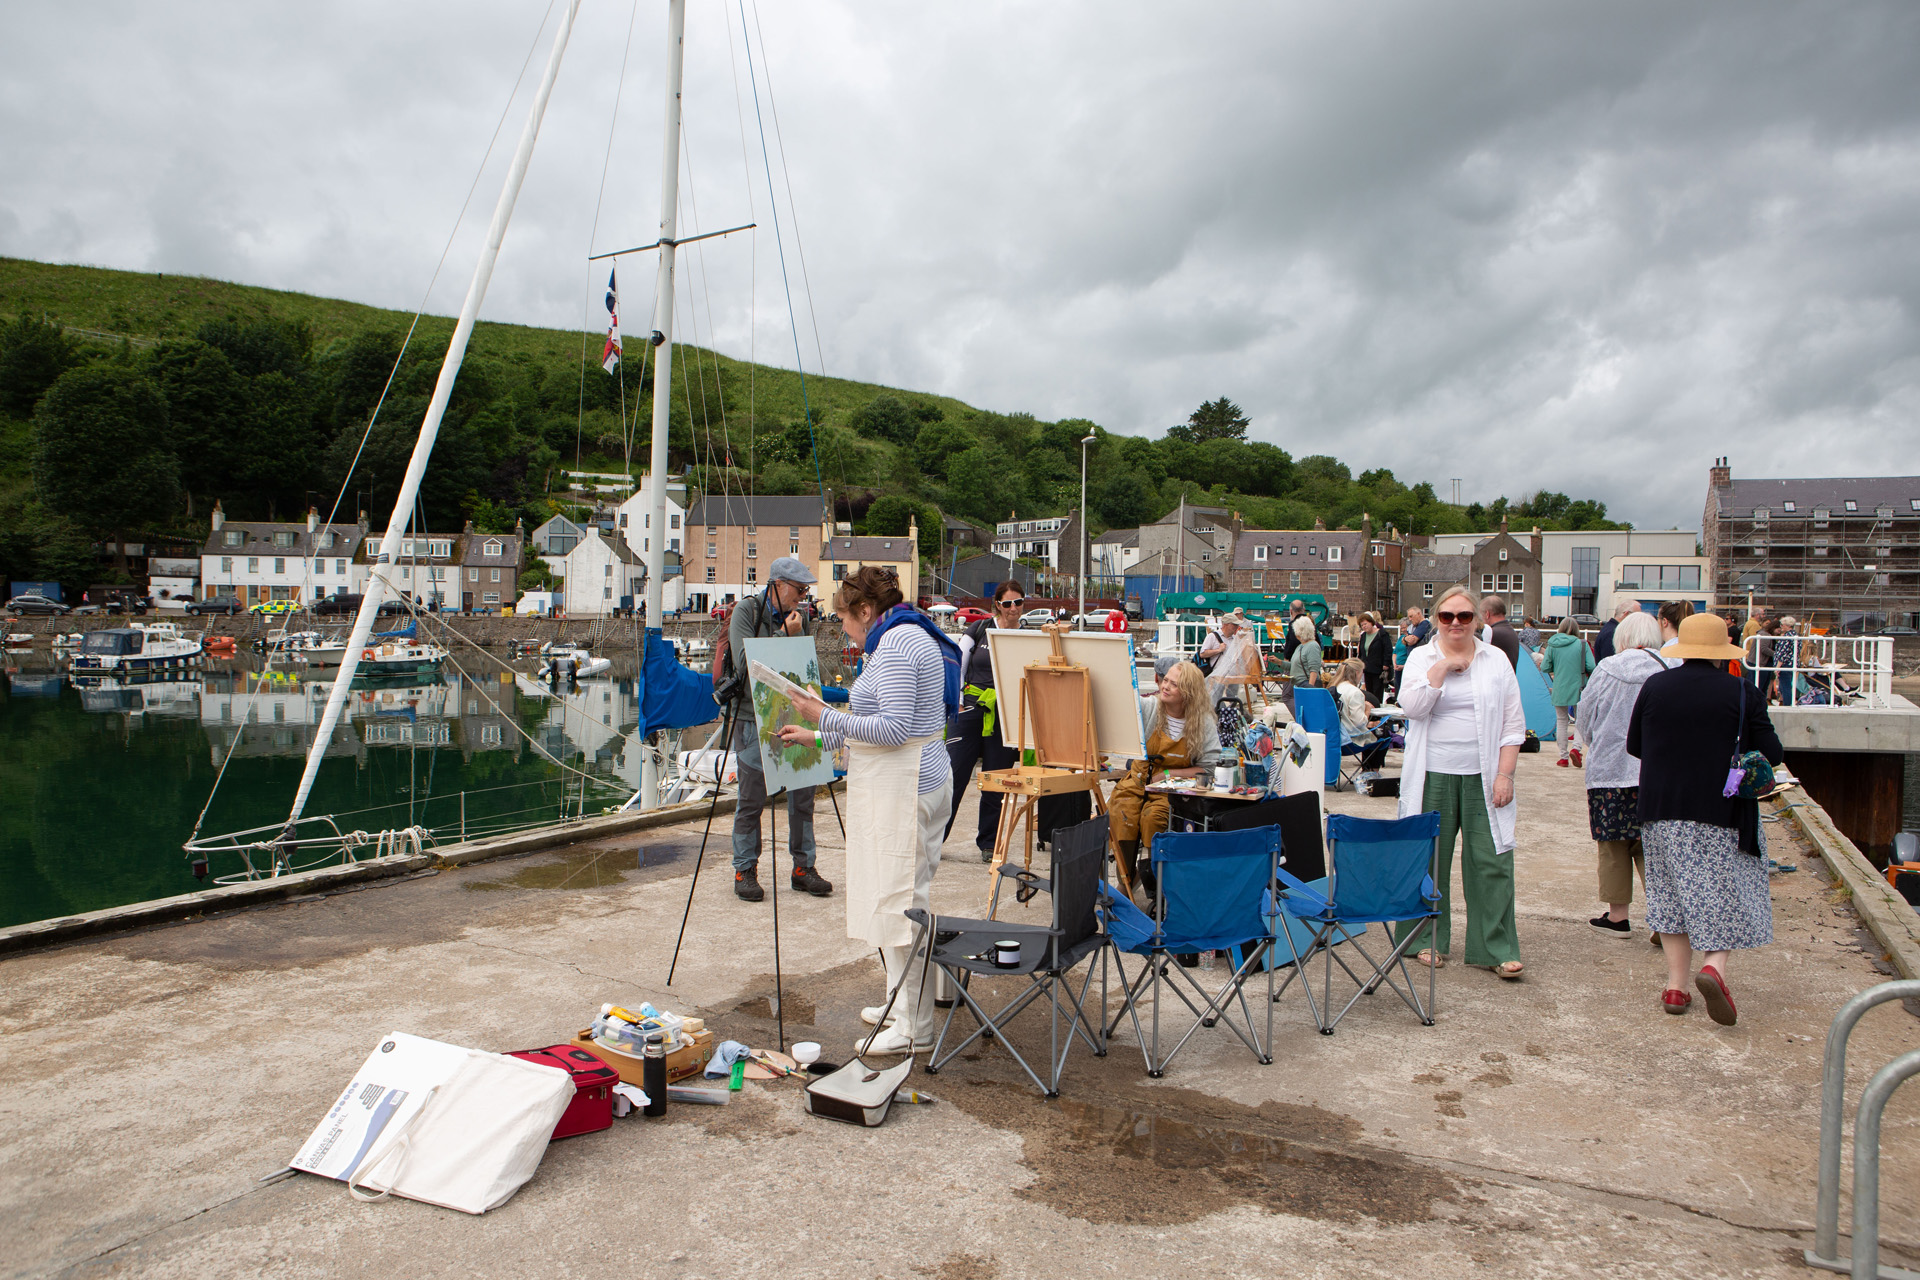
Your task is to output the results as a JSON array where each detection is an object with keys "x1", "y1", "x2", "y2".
[{"x1": 844, "y1": 733, "x2": 939, "y2": 948}]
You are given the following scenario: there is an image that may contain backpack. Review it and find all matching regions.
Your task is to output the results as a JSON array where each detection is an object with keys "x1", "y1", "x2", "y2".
[{"x1": 711, "y1": 594, "x2": 767, "y2": 703}]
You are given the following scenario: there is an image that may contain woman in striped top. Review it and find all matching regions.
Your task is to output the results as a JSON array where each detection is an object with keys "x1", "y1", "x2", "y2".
[{"x1": 781, "y1": 566, "x2": 956, "y2": 1056}]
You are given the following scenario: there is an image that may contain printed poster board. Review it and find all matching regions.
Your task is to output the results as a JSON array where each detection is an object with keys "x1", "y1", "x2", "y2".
[
  {"x1": 985, "y1": 629, "x2": 1147, "y2": 761},
  {"x1": 291, "y1": 1032, "x2": 471, "y2": 1182},
  {"x1": 742, "y1": 635, "x2": 838, "y2": 794}
]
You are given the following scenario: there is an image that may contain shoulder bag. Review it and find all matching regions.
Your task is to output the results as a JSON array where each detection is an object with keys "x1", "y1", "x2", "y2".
[{"x1": 1722, "y1": 678, "x2": 1776, "y2": 801}]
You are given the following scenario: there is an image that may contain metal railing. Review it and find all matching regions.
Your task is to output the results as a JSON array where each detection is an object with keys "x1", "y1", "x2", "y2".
[
  {"x1": 1746, "y1": 633, "x2": 1897, "y2": 710},
  {"x1": 1806, "y1": 979, "x2": 1920, "y2": 1280}
]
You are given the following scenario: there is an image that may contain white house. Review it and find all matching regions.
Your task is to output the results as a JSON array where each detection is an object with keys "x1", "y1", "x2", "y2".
[
  {"x1": 555, "y1": 528, "x2": 685, "y2": 617},
  {"x1": 615, "y1": 475, "x2": 688, "y2": 563},
  {"x1": 199, "y1": 504, "x2": 371, "y2": 604}
]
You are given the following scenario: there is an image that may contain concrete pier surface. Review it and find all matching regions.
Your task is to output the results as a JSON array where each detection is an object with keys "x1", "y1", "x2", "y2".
[{"x1": 4, "y1": 753, "x2": 1918, "y2": 1279}]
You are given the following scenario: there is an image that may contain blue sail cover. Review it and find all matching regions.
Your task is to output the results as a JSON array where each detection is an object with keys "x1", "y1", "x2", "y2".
[
  {"x1": 639, "y1": 627, "x2": 720, "y2": 737},
  {"x1": 371, "y1": 621, "x2": 417, "y2": 640}
]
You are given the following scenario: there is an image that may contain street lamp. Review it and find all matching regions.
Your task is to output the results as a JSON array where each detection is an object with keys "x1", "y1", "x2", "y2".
[{"x1": 1078, "y1": 432, "x2": 1097, "y2": 628}]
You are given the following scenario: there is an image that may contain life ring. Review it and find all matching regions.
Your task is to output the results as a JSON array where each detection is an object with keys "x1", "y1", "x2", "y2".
[{"x1": 363, "y1": 649, "x2": 376, "y2": 660}]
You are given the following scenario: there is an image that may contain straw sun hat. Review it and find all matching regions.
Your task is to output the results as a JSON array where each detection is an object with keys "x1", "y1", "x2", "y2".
[{"x1": 1665, "y1": 613, "x2": 1744, "y2": 661}]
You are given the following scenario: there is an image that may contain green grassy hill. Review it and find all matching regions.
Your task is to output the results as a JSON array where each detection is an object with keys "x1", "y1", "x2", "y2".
[{"x1": 0, "y1": 256, "x2": 977, "y2": 447}]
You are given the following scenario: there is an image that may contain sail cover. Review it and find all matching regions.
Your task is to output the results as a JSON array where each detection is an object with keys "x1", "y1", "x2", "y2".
[{"x1": 638, "y1": 627, "x2": 720, "y2": 737}]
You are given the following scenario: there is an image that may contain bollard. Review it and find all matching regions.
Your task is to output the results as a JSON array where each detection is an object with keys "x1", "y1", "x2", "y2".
[
  {"x1": 1807, "y1": 979, "x2": 1920, "y2": 1278},
  {"x1": 1849, "y1": 1049, "x2": 1920, "y2": 1280}
]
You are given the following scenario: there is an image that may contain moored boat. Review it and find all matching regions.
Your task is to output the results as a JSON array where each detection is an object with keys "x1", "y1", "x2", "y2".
[{"x1": 68, "y1": 622, "x2": 204, "y2": 673}]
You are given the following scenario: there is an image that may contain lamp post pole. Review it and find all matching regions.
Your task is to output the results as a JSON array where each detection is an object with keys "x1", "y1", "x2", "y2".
[{"x1": 1078, "y1": 433, "x2": 1097, "y2": 628}]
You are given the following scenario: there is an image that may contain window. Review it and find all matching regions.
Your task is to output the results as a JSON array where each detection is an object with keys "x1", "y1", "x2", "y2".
[
  {"x1": 271, "y1": 585, "x2": 291, "y2": 600},
  {"x1": 1512, "y1": 574, "x2": 1525, "y2": 592},
  {"x1": 401, "y1": 566, "x2": 410, "y2": 580},
  {"x1": 670, "y1": 538, "x2": 680, "y2": 552},
  {"x1": 603, "y1": 564, "x2": 612, "y2": 577},
  {"x1": 484, "y1": 539, "x2": 502, "y2": 556},
  {"x1": 314, "y1": 559, "x2": 325, "y2": 575},
  {"x1": 706, "y1": 543, "x2": 716, "y2": 558},
  {"x1": 789, "y1": 541, "x2": 800, "y2": 555},
  {"x1": 248, "y1": 556, "x2": 259, "y2": 573},
  {"x1": 220, "y1": 556, "x2": 233, "y2": 574},
  {"x1": 1496, "y1": 574, "x2": 1509, "y2": 592},
  {"x1": 1911, "y1": 500, "x2": 1920, "y2": 512},
  {"x1": 1327, "y1": 572, "x2": 1339, "y2": 590},
  {"x1": 1308, "y1": 545, "x2": 1319, "y2": 558},
  {"x1": 1844, "y1": 499, "x2": 1858, "y2": 512},
  {"x1": 670, "y1": 514, "x2": 680, "y2": 529},
  {"x1": 1250, "y1": 572, "x2": 1264, "y2": 589},
  {"x1": 1423, "y1": 582, "x2": 1435, "y2": 599},
  {"x1": 789, "y1": 525, "x2": 799, "y2": 538},
  {"x1": 705, "y1": 566, "x2": 716, "y2": 583},
  {"x1": 1253, "y1": 545, "x2": 1268, "y2": 561},
  {"x1": 1753, "y1": 507, "x2": 1769, "y2": 521},
  {"x1": 604, "y1": 585, "x2": 612, "y2": 599},
  {"x1": 746, "y1": 523, "x2": 757, "y2": 534},
  {"x1": 271, "y1": 557, "x2": 284, "y2": 575},
  {"x1": 833, "y1": 564, "x2": 847, "y2": 580},
  {"x1": 272, "y1": 531, "x2": 297, "y2": 548},
  {"x1": 491, "y1": 569, "x2": 501, "y2": 583},
  {"x1": 1498, "y1": 548, "x2": 1508, "y2": 562},
  {"x1": 1326, "y1": 546, "x2": 1341, "y2": 563},
  {"x1": 1289, "y1": 546, "x2": 1299, "y2": 555},
  {"x1": 318, "y1": 532, "x2": 334, "y2": 549},
  {"x1": 1813, "y1": 508, "x2": 1829, "y2": 526},
  {"x1": 1201, "y1": 552, "x2": 1211, "y2": 562},
  {"x1": 482, "y1": 591, "x2": 500, "y2": 605},
  {"x1": 1289, "y1": 571, "x2": 1301, "y2": 589},
  {"x1": 336, "y1": 559, "x2": 346, "y2": 576},
  {"x1": 1482, "y1": 574, "x2": 1494, "y2": 591},
  {"x1": 746, "y1": 567, "x2": 757, "y2": 583},
  {"x1": 1783, "y1": 501, "x2": 1796, "y2": 512},
  {"x1": 1877, "y1": 506, "x2": 1893, "y2": 518},
  {"x1": 707, "y1": 525, "x2": 718, "y2": 535},
  {"x1": 747, "y1": 544, "x2": 758, "y2": 559},
  {"x1": 223, "y1": 530, "x2": 243, "y2": 547},
  {"x1": 468, "y1": 568, "x2": 479, "y2": 582},
  {"x1": 619, "y1": 514, "x2": 629, "y2": 528}
]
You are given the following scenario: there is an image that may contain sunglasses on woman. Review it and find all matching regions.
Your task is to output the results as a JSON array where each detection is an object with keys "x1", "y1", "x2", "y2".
[
  {"x1": 1435, "y1": 610, "x2": 1475, "y2": 624},
  {"x1": 998, "y1": 599, "x2": 1025, "y2": 609}
]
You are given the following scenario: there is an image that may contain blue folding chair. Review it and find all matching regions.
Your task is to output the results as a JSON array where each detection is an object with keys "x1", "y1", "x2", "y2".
[
  {"x1": 1096, "y1": 826, "x2": 1280, "y2": 1077},
  {"x1": 1276, "y1": 812, "x2": 1442, "y2": 1034},
  {"x1": 1291, "y1": 687, "x2": 1343, "y2": 788}
]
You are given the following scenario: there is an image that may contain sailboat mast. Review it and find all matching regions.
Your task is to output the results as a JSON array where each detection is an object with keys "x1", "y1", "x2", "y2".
[
  {"x1": 281, "y1": 0, "x2": 583, "y2": 833},
  {"x1": 638, "y1": 0, "x2": 686, "y2": 813}
]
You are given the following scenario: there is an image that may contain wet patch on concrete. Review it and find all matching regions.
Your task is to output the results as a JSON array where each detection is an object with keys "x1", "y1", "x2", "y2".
[
  {"x1": 463, "y1": 839, "x2": 691, "y2": 893},
  {"x1": 913, "y1": 1253, "x2": 999, "y2": 1280}
]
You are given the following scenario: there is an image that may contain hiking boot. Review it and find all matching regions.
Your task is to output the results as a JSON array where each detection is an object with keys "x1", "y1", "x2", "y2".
[
  {"x1": 791, "y1": 866, "x2": 834, "y2": 896},
  {"x1": 978, "y1": 842, "x2": 995, "y2": 863},
  {"x1": 734, "y1": 868, "x2": 764, "y2": 902}
]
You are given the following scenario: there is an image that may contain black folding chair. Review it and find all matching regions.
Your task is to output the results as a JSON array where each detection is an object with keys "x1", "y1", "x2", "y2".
[{"x1": 910, "y1": 814, "x2": 1109, "y2": 1098}]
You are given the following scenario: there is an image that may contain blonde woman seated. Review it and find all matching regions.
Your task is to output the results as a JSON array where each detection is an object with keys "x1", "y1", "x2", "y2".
[{"x1": 1108, "y1": 660, "x2": 1223, "y2": 893}]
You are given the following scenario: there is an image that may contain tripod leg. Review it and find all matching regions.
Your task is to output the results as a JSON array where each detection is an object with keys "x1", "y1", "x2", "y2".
[{"x1": 667, "y1": 701, "x2": 736, "y2": 986}]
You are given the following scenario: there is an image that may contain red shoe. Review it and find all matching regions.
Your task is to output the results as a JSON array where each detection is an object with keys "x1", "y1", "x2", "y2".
[
  {"x1": 1661, "y1": 988, "x2": 1692, "y2": 1015},
  {"x1": 1556, "y1": 757, "x2": 1571, "y2": 768},
  {"x1": 1695, "y1": 966, "x2": 1736, "y2": 1025},
  {"x1": 1570, "y1": 748, "x2": 1584, "y2": 768}
]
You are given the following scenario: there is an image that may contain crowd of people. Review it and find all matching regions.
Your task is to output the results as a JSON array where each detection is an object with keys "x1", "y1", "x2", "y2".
[{"x1": 715, "y1": 575, "x2": 1793, "y2": 1052}]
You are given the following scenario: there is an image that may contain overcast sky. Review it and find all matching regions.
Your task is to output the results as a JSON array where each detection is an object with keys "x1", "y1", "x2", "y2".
[{"x1": 4, "y1": 1, "x2": 1917, "y2": 529}]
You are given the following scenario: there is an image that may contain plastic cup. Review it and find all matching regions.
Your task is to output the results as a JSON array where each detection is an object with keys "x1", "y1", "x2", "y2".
[{"x1": 791, "y1": 1041, "x2": 821, "y2": 1066}]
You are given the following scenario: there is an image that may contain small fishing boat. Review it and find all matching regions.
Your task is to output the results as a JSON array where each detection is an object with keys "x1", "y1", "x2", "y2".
[
  {"x1": 67, "y1": 622, "x2": 204, "y2": 673},
  {"x1": 540, "y1": 646, "x2": 611, "y2": 680},
  {"x1": 356, "y1": 637, "x2": 447, "y2": 679}
]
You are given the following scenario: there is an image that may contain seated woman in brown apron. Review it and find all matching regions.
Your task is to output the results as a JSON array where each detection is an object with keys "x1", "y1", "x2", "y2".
[{"x1": 1109, "y1": 660, "x2": 1224, "y2": 892}]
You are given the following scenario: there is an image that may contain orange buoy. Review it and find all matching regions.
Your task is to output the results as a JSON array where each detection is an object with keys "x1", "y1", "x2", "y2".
[{"x1": 363, "y1": 649, "x2": 376, "y2": 660}]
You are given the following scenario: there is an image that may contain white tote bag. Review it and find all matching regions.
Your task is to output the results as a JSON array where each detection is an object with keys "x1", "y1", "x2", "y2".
[{"x1": 348, "y1": 1050, "x2": 573, "y2": 1214}]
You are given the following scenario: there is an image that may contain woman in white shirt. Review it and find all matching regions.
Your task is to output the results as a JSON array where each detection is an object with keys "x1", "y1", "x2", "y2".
[{"x1": 1395, "y1": 586, "x2": 1528, "y2": 978}]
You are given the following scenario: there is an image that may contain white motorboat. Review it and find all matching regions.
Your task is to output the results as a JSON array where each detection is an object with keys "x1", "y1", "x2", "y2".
[
  {"x1": 67, "y1": 622, "x2": 204, "y2": 673},
  {"x1": 540, "y1": 647, "x2": 611, "y2": 680}
]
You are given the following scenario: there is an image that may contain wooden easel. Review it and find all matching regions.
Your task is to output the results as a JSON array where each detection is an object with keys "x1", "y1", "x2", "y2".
[{"x1": 978, "y1": 623, "x2": 1122, "y2": 918}]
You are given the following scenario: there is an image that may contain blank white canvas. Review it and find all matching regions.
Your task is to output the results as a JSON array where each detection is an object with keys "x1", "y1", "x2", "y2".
[{"x1": 984, "y1": 630, "x2": 1147, "y2": 760}]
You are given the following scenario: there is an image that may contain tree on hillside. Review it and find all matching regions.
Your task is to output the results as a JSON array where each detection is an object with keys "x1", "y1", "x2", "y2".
[
  {"x1": 849, "y1": 393, "x2": 916, "y2": 446},
  {"x1": 1098, "y1": 472, "x2": 1156, "y2": 527},
  {"x1": 861, "y1": 494, "x2": 942, "y2": 561},
  {"x1": 913, "y1": 419, "x2": 971, "y2": 478},
  {"x1": 145, "y1": 339, "x2": 248, "y2": 512},
  {"x1": 0, "y1": 314, "x2": 81, "y2": 418},
  {"x1": 944, "y1": 443, "x2": 1015, "y2": 523},
  {"x1": 1167, "y1": 396, "x2": 1250, "y2": 444},
  {"x1": 33, "y1": 365, "x2": 179, "y2": 571}
]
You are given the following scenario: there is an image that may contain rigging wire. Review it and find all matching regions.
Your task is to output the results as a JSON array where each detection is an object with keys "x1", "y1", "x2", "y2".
[
  {"x1": 576, "y1": 0, "x2": 642, "y2": 479},
  {"x1": 747, "y1": 0, "x2": 829, "y2": 385}
]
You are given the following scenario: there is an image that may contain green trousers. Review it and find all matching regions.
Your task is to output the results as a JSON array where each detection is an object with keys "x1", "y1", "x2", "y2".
[{"x1": 1395, "y1": 771, "x2": 1520, "y2": 966}]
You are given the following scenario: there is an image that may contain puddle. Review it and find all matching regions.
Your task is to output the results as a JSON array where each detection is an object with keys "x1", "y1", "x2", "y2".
[{"x1": 465, "y1": 840, "x2": 690, "y2": 892}]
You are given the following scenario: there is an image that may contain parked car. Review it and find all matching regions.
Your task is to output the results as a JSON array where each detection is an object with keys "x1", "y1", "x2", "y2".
[
  {"x1": 1072, "y1": 608, "x2": 1122, "y2": 629},
  {"x1": 186, "y1": 596, "x2": 244, "y2": 615},
  {"x1": 5, "y1": 593, "x2": 69, "y2": 617},
  {"x1": 1019, "y1": 607, "x2": 1056, "y2": 629},
  {"x1": 249, "y1": 599, "x2": 299, "y2": 615},
  {"x1": 954, "y1": 606, "x2": 990, "y2": 626},
  {"x1": 314, "y1": 593, "x2": 362, "y2": 616},
  {"x1": 1570, "y1": 613, "x2": 1601, "y2": 627},
  {"x1": 1876, "y1": 625, "x2": 1919, "y2": 637}
]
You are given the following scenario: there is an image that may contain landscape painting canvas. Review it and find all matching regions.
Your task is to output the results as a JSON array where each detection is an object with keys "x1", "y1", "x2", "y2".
[{"x1": 741, "y1": 636, "x2": 838, "y2": 794}]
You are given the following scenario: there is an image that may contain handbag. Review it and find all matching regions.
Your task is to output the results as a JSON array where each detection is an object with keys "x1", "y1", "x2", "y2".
[
  {"x1": 1723, "y1": 680, "x2": 1776, "y2": 801},
  {"x1": 347, "y1": 1050, "x2": 574, "y2": 1214},
  {"x1": 803, "y1": 920, "x2": 929, "y2": 1127}
]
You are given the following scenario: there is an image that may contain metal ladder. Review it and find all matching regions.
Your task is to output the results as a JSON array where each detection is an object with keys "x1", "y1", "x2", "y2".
[{"x1": 1807, "y1": 979, "x2": 1920, "y2": 1280}]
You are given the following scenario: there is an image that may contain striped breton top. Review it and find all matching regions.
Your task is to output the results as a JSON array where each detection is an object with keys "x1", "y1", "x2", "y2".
[{"x1": 819, "y1": 622, "x2": 951, "y2": 794}]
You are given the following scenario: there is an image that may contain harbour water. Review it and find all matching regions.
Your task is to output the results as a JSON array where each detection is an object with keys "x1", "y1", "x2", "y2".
[{"x1": 0, "y1": 649, "x2": 715, "y2": 929}]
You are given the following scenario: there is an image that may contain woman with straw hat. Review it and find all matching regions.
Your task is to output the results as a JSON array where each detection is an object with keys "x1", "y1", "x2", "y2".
[{"x1": 1626, "y1": 613, "x2": 1785, "y2": 1025}]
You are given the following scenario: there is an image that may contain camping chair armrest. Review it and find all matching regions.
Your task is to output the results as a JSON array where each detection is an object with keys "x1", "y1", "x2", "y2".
[{"x1": 996, "y1": 866, "x2": 1050, "y2": 893}]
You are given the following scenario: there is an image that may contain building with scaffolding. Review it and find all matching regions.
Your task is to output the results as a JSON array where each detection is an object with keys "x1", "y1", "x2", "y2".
[{"x1": 1703, "y1": 458, "x2": 1920, "y2": 632}]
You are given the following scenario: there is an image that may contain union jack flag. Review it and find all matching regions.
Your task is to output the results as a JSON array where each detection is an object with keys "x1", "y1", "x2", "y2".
[{"x1": 601, "y1": 268, "x2": 621, "y2": 373}]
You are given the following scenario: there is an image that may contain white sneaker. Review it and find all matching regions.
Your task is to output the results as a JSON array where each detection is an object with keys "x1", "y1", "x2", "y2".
[
  {"x1": 859, "y1": 1004, "x2": 902, "y2": 1027},
  {"x1": 859, "y1": 1022, "x2": 932, "y2": 1056}
]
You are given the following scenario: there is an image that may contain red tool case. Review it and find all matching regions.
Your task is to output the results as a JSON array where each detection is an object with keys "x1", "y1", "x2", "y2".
[{"x1": 509, "y1": 1045, "x2": 620, "y2": 1139}]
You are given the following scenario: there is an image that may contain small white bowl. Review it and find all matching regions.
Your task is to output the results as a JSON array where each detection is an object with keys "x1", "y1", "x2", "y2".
[{"x1": 791, "y1": 1041, "x2": 821, "y2": 1066}]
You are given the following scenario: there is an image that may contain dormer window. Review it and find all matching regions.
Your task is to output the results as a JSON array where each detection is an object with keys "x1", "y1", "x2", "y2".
[
  {"x1": 223, "y1": 530, "x2": 243, "y2": 547},
  {"x1": 272, "y1": 531, "x2": 297, "y2": 548},
  {"x1": 484, "y1": 539, "x2": 502, "y2": 557},
  {"x1": 1753, "y1": 507, "x2": 1769, "y2": 521},
  {"x1": 1253, "y1": 545, "x2": 1268, "y2": 561},
  {"x1": 1327, "y1": 546, "x2": 1342, "y2": 563}
]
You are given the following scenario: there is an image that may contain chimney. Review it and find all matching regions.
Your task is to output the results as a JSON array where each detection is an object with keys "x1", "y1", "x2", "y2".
[
  {"x1": 514, "y1": 517, "x2": 524, "y2": 534},
  {"x1": 1313, "y1": 516, "x2": 1326, "y2": 532},
  {"x1": 463, "y1": 519, "x2": 474, "y2": 534},
  {"x1": 306, "y1": 506, "x2": 319, "y2": 533},
  {"x1": 358, "y1": 509, "x2": 369, "y2": 532},
  {"x1": 1530, "y1": 525, "x2": 1542, "y2": 559},
  {"x1": 1499, "y1": 516, "x2": 1509, "y2": 536},
  {"x1": 1709, "y1": 456, "x2": 1733, "y2": 489},
  {"x1": 210, "y1": 500, "x2": 224, "y2": 532},
  {"x1": 1362, "y1": 511, "x2": 1373, "y2": 543}
]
